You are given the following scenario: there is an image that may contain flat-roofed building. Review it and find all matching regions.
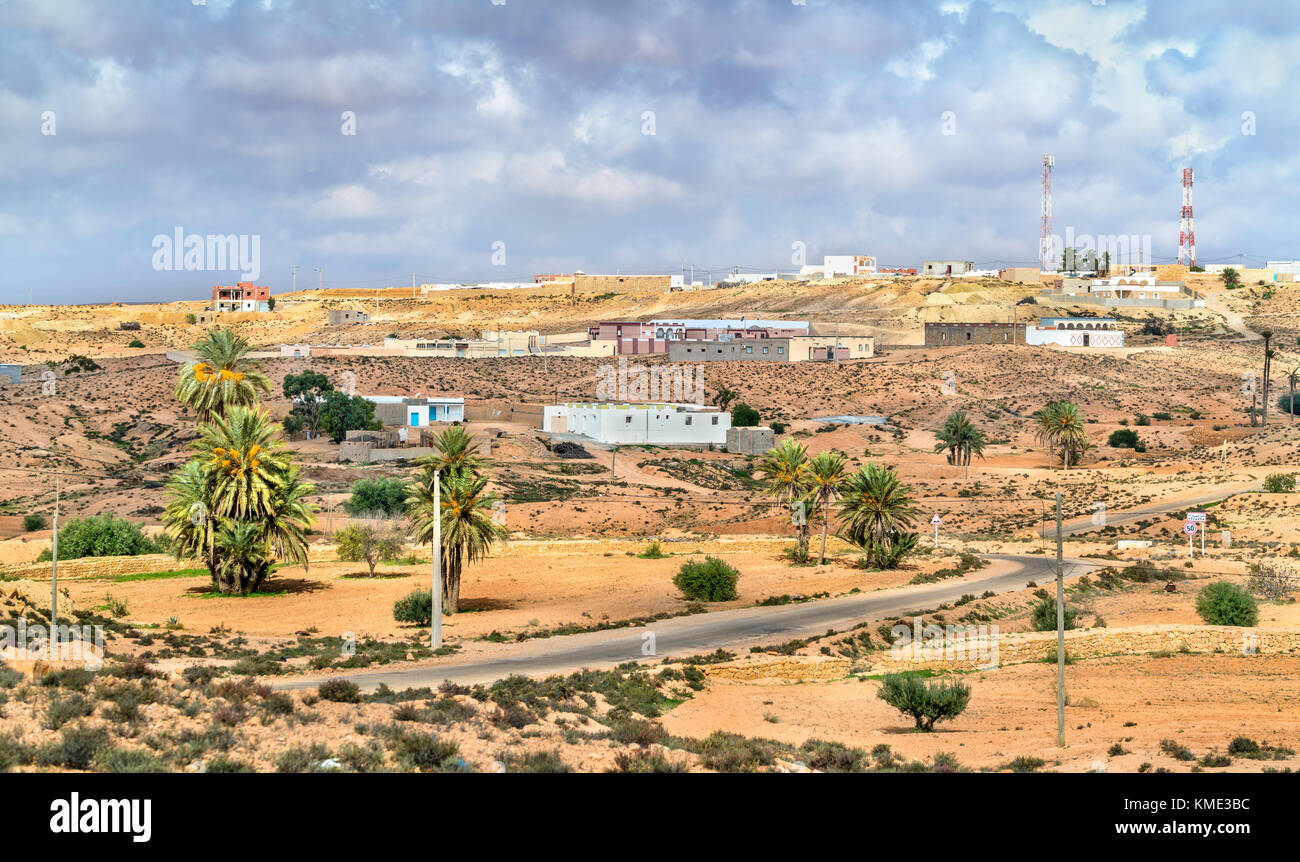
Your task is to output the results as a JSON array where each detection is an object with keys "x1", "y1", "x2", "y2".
[
  {"x1": 924, "y1": 322, "x2": 1026, "y2": 346},
  {"x1": 543, "y1": 402, "x2": 730, "y2": 446},
  {"x1": 668, "y1": 335, "x2": 873, "y2": 362}
]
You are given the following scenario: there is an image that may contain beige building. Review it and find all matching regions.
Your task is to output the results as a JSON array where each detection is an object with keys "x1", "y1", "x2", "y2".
[{"x1": 667, "y1": 335, "x2": 874, "y2": 362}]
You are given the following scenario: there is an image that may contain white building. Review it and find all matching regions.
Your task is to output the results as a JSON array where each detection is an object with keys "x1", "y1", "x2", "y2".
[
  {"x1": 823, "y1": 255, "x2": 877, "y2": 277},
  {"x1": 543, "y1": 402, "x2": 730, "y2": 446},
  {"x1": 364, "y1": 395, "x2": 465, "y2": 427},
  {"x1": 1026, "y1": 317, "x2": 1125, "y2": 348}
]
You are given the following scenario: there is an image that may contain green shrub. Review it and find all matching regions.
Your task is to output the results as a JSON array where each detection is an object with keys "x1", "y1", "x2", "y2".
[
  {"x1": 92, "y1": 746, "x2": 170, "y2": 773},
  {"x1": 876, "y1": 673, "x2": 971, "y2": 731},
  {"x1": 39, "y1": 724, "x2": 110, "y2": 769},
  {"x1": 499, "y1": 748, "x2": 568, "y2": 773},
  {"x1": 44, "y1": 695, "x2": 94, "y2": 730},
  {"x1": 127, "y1": 339, "x2": 145, "y2": 348},
  {"x1": 22, "y1": 514, "x2": 47, "y2": 532},
  {"x1": 393, "y1": 589, "x2": 433, "y2": 626},
  {"x1": 731, "y1": 403, "x2": 760, "y2": 428},
  {"x1": 185, "y1": 313, "x2": 197, "y2": 325},
  {"x1": 692, "y1": 731, "x2": 779, "y2": 772},
  {"x1": 204, "y1": 755, "x2": 254, "y2": 773},
  {"x1": 1107, "y1": 428, "x2": 1139, "y2": 448},
  {"x1": 1030, "y1": 595, "x2": 1080, "y2": 631},
  {"x1": 1263, "y1": 473, "x2": 1296, "y2": 493},
  {"x1": 673, "y1": 556, "x2": 739, "y2": 602},
  {"x1": 636, "y1": 540, "x2": 667, "y2": 559},
  {"x1": 1134, "y1": 414, "x2": 1151, "y2": 426},
  {"x1": 318, "y1": 679, "x2": 362, "y2": 703},
  {"x1": 388, "y1": 729, "x2": 463, "y2": 772},
  {"x1": 34, "y1": 513, "x2": 162, "y2": 562},
  {"x1": 345, "y1": 477, "x2": 410, "y2": 516},
  {"x1": 1195, "y1": 581, "x2": 1258, "y2": 626}
]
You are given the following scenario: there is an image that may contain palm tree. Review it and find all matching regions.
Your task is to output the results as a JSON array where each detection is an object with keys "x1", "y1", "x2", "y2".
[
  {"x1": 1288, "y1": 366, "x2": 1298, "y2": 424},
  {"x1": 755, "y1": 438, "x2": 812, "y2": 561},
  {"x1": 175, "y1": 328, "x2": 271, "y2": 421},
  {"x1": 837, "y1": 462, "x2": 921, "y2": 568},
  {"x1": 166, "y1": 405, "x2": 315, "y2": 593},
  {"x1": 415, "y1": 425, "x2": 489, "y2": 481},
  {"x1": 406, "y1": 468, "x2": 505, "y2": 614},
  {"x1": 212, "y1": 521, "x2": 271, "y2": 595},
  {"x1": 1033, "y1": 402, "x2": 1060, "y2": 469},
  {"x1": 933, "y1": 410, "x2": 987, "y2": 481},
  {"x1": 806, "y1": 451, "x2": 848, "y2": 565},
  {"x1": 162, "y1": 459, "x2": 217, "y2": 583},
  {"x1": 1260, "y1": 329, "x2": 1273, "y2": 425}
]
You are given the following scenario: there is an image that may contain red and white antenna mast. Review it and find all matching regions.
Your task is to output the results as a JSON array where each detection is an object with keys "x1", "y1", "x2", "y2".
[
  {"x1": 1178, "y1": 167, "x2": 1196, "y2": 267},
  {"x1": 1039, "y1": 153, "x2": 1054, "y2": 271}
]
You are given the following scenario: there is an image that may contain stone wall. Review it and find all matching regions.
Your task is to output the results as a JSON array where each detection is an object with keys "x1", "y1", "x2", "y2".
[
  {"x1": 702, "y1": 656, "x2": 850, "y2": 681},
  {"x1": 0, "y1": 553, "x2": 190, "y2": 581}
]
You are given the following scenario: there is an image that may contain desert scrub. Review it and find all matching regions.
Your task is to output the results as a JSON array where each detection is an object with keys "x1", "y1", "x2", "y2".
[
  {"x1": 317, "y1": 679, "x2": 362, "y2": 703},
  {"x1": 1195, "y1": 582, "x2": 1259, "y2": 626},
  {"x1": 1030, "y1": 596, "x2": 1080, "y2": 632},
  {"x1": 673, "y1": 556, "x2": 739, "y2": 602},
  {"x1": 876, "y1": 673, "x2": 971, "y2": 731},
  {"x1": 393, "y1": 589, "x2": 432, "y2": 626}
]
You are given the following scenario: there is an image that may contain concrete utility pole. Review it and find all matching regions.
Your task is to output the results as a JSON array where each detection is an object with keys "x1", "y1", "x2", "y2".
[
  {"x1": 316, "y1": 267, "x2": 323, "y2": 290},
  {"x1": 431, "y1": 469, "x2": 442, "y2": 649},
  {"x1": 51, "y1": 472, "x2": 61, "y2": 622},
  {"x1": 291, "y1": 265, "x2": 298, "y2": 292},
  {"x1": 1055, "y1": 492, "x2": 1066, "y2": 748}
]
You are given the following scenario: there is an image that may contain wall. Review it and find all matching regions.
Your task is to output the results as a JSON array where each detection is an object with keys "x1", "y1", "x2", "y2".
[
  {"x1": 999, "y1": 267, "x2": 1041, "y2": 283},
  {"x1": 726, "y1": 426, "x2": 775, "y2": 454},
  {"x1": 924, "y1": 323, "x2": 1025, "y2": 346},
  {"x1": 544, "y1": 402, "x2": 729, "y2": 445},
  {"x1": 1026, "y1": 327, "x2": 1125, "y2": 347},
  {"x1": 464, "y1": 400, "x2": 545, "y2": 426}
]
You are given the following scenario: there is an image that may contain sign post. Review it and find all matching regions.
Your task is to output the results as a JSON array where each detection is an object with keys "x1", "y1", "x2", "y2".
[
  {"x1": 1183, "y1": 520, "x2": 1197, "y2": 557},
  {"x1": 931, "y1": 514, "x2": 942, "y2": 548},
  {"x1": 1187, "y1": 512, "x2": 1207, "y2": 557}
]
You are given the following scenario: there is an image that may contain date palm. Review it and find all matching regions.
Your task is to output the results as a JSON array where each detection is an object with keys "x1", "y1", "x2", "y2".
[
  {"x1": 755, "y1": 437, "x2": 812, "y2": 561},
  {"x1": 837, "y1": 462, "x2": 920, "y2": 568},
  {"x1": 406, "y1": 468, "x2": 505, "y2": 614},
  {"x1": 806, "y1": 451, "x2": 848, "y2": 565},
  {"x1": 933, "y1": 410, "x2": 987, "y2": 481},
  {"x1": 162, "y1": 459, "x2": 217, "y2": 582},
  {"x1": 1260, "y1": 329, "x2": 1273, "y2": 425},
  {"x1": 213, "y1": 521, "x2": 272, "y2": 595},
  {"x1": 415, "y1": 424, "x2": 489, "y2": 481},
  {"x1": 175, "y1": 328, "x2": 271, "y2": 421},
  {"x1": 1288, "y1": 366, "x2": 1298, "y2": 424}
]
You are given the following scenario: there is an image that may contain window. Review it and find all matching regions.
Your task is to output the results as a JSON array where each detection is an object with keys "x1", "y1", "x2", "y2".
[
  {"x1": 777, "y1": 347, "x2": 784, "y2": 354},
  {"x1": 625, "y1": 415, "x2": 633, "y2": 424},
  {"x1": 745, "y1": 346, "x2": 753, "y2": 354},
  {"x1": 762, "y1": 347, "x2": 769, "y2": 354},
  {"x1": 966, "y1": 332, "x2": 971, "y2": 341},
  {"x1": 685, "y1": 416, "x2": 692, "y2": 425},
  {"x1": 711, "y1": 416, "x2": 718, "y2": 425}
]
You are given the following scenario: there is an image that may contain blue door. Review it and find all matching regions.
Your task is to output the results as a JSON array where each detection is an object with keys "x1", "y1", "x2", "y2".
[{"x1": 410, "y1": 411, "x2": 419, "y2": 426}]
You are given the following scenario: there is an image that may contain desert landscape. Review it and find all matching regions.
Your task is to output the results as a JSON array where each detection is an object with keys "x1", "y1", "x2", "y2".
[{"x1": 1, "y1": 271, "x2": 1296, "y2": 775}]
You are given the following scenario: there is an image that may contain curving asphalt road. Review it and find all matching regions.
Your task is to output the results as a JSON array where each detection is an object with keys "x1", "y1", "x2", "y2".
[{"x1": 276, "y1": 553, "x2": 1102, "y2": 691}]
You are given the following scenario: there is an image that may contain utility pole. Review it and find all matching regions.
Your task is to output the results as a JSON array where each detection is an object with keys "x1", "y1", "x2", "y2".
[
  {"x1": 412, "y1": 273, "x2": 416, "y2": 298},
  {"x1": 1055, "y1": 492, "x2": 1065, "y2": 749},
  {"x1": 431, "y1": 469, "x2": 442, "y2": 649},
  {"x1": 291, "y1": 264, "x2": 298, "y2": 293},
  {"x1": 316, "y1": 267, "x2": 323, "y2": 290},
  {"x1": 51, "y1": 472, "x2": 61, "y2": 622}
]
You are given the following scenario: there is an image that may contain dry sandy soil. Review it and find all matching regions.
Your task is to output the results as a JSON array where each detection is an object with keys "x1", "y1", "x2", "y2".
[{"x1": 1, "y1": 275, "x2": 1297, "y2": 772}]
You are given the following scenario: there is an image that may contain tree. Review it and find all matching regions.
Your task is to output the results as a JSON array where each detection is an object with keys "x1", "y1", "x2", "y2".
[
  {"x1": 345, "y1": 477, "x2": 409, "y2": 517},
  {"x1": 405, "y1": 470, "x2": 505, "y2": 614},
  {"x1": 837, "y1": 462, "x2": 920, "y2": 569},
  {"x1": 1107, "y1": 428, "x2": 1139, "y2": 448},
  {"x1": 712, "y1": 384, "x2": 738, "y2": 412},
  {"x1": 731, "y1": 402, "x2": 760, "y2": 428},
  {"x1": 414, "y1": 424, "x2": 487, "y2": 481},
  {"x1": 335, "y1": 523, "x2": 407, "y2": 577},
  {"x1": 1221, "y1": 267, "x2": 1241, "y2": 288},
  {"x1": 806, "y1": 451, "x2": 847, "y2": 565},
  {"x1": 1286, "y1": 367, "x2": 1299, "y2": 423},
  {"x1": 1195, "y1": 582, "x2": 1258, "y2": 627},
  {"x1": 282, "y1": 370, "x2": 334, "y2": 438},
  {"x1": 673, "y1": 557, "x2": 740, "y2": 601},
  {"x1": 267, "y1": 296, "x2": 276, "y2": 311},
  {"x1": 932, "y1": 410, "x2": 986, "y2": 481},
  {"x1": 1262, "y1": 473, "x2": 1296, "y2": 493},
  {"x1": 876, "y1": 674, "x2": 970, "y2": 731},
  {"x1": 1033, "y1": 400, "x2": 1087, "y2": 469},
  {"x1": 175, "y1": 329, "x2": 271, "y2": 421},
  {"x1": 164, "y1": 406, "x2": 314, "y2": 593},
  {"x1": 319, "y1": 391, "x2": 382, "y2": 443},
  {"x1": 1031, "y1": 596, "x2": 1080, "y2": 631},
  {"x1": 1259, "y1": 329, "x2": 1274, "y2": 425},
  {"x1": 755, "y1": 438, "x2": 812, "y2": 561}
]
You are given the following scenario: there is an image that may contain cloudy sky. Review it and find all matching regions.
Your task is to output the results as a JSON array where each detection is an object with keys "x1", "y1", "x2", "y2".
[{"x1": 2, "y1": 0, "x2": 1297, "y2": 304}]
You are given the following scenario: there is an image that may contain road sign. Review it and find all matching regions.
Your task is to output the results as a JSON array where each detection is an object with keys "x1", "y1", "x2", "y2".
[
  {"x1": 1187, "y1": 512, "x2": 1207, "y2": 523},
  {"x1": 1184, "y1": 522, "x2": 1198, "y2": 534},
  {"x1": 931, "y1": 514, "x2": 943, "y2": 525}
]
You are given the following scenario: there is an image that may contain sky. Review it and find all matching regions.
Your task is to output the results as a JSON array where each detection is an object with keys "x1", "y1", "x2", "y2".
[{"x1": 2, "y1": 0, "x2": 1298, "y2": 304}]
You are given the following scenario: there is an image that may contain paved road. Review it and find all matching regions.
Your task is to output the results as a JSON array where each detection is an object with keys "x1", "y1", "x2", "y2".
[
  {"x1": 277, "y1": 553, "x2": 1102, "y2": 691},
  {"x1": 1059, "y1": 481, "x2": 1260, "y2": 536}
]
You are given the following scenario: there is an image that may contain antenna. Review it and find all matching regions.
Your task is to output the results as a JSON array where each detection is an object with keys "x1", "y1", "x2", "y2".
[
  {"x1": 1178, "y1": 168, "x2": 1196, "y2": 267},
  {"x1": 1039, "y1": 154, "x2": 1054, "y2": 271}
]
